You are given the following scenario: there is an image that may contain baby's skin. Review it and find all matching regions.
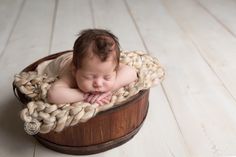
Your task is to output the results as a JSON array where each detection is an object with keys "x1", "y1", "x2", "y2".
[{"x1": 47, "y1": 51, "x2": 137, "y2": 105}]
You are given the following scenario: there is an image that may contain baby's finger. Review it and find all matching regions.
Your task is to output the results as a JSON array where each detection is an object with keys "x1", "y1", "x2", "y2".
[
  {"x1": 97, "y1": 92, "x2": 112, "y2": 101},
  {"x1": 90, "y1": 94, "x2": 100, "y2": 104},
  {"x1": 101, "y1": 99, "x2": 110, "y2": 104},
  {"x1": 96, "y1": 100, "x2": 104, "y2": 106},
  {"x1": 105, "y1": 95, "x2": 112, "y2": 100},
  {"x1": 86, "y1": 94, "x2": 95, "y2": 103}
]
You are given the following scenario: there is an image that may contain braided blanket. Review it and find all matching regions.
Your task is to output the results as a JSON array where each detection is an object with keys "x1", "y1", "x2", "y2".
[{"x1": 14, "y1": 51, "x2": 164, "y2": 135}]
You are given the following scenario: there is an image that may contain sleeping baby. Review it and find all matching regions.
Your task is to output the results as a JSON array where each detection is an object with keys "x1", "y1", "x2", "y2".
[{"x1": 46, "y1": 29, "x2": 138, "y2": 105}]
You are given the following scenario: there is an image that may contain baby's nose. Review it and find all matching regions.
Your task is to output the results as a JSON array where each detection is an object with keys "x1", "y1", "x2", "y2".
[{"x1": 93, "y1": 79, "x2": 102, "y2": 88}]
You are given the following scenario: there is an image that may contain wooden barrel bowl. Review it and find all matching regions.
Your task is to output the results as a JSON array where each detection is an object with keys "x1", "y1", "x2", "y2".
[{"x1": 13, "y1": 50, "x2": 149, "y2": 155}]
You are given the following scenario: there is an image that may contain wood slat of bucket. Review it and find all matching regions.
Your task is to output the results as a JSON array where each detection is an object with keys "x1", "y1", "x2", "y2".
[{"x1": 13, "y1": 50, "x2": 150, "y2": 155}]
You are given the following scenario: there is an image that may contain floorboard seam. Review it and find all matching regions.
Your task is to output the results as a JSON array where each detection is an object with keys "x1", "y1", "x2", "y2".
[
  {"x1": 48, "y1": 0, "x2": 58, "y2": 54},
  {"x1": 33, "y1": 140, "x2": 36, "y2": 157},
  {"x1": 123, "y1": 0, "x2": 149, "y2": 52},
  {"x1": 161, "y1": 0, "x2": 236, "y2": 103},
  {"x1": 0, "y1": 0, "x2": 26, "y2": 59},
  {"x1": 160, "y1": 83, "x2": 192, "y2": 156},
  {"x1": 89, "y1": 0, "x2": 96, "y2": 28},
  {"x1": 195, "y1": 0, "x2": 236, "y2": 38},
  {"x1": 124, "y1": 0, "x2": 192, "y2": 155}
]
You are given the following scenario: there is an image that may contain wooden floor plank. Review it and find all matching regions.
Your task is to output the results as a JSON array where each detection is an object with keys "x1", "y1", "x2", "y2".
[
  {"x1": 163, "y1": 0, "x2": 236, "y2": 100},
  {"x1": 49, "y1": 0, "x2": 94, "y2": 53},
  {"x1": 91, "y1": 0, "x2": 145, "y2": 51},
  {"x1": 0, "y1": 0, "x2": 56, "y2": 157},
  {"x1": 127, "y1": 0, "x2": 236, "y2": 156},
  {"x1": 196, "y1": 0, "x2": 236, "y2": 37},
  {"x1": 0, "y1": 0, "x2": 23, "y2": 56}
]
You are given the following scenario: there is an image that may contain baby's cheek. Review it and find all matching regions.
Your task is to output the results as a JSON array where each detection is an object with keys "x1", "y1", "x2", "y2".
[
  {"x1": 77, "y1": 80, "x2": 92, "y2": 92},
  {"x1": 104, "y1": 81, "x2": 115, "y2": 90}
]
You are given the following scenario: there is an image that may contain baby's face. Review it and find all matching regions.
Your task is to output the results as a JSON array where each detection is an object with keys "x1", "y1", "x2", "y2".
[{"x1": 74, "y1": 54, "x2": 117, "y2": 94}]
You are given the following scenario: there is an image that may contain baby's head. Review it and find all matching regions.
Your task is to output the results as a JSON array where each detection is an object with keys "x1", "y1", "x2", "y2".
[{"x1": 72, "y1": 29, "x2": 120, "y2": 93}]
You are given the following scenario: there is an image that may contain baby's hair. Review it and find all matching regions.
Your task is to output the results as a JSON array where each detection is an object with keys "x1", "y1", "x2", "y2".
[{"x1": 73, "y1": 29, "x2": 120, "y2": 69}]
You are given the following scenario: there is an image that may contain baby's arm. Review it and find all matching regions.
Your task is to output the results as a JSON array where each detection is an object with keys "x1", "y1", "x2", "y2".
[
  {"x1": 47, "y1": 64, "x2": 137, "y2": 105},
  {"x1": 85, "y1": 64, "x2": 137, "y2": 105},
  {"x1": 112, "y1": 63, "x2": 138, "y2": 91},
  {"x1": 47, "y1": 73, "x2": 85, "y2": 104}
]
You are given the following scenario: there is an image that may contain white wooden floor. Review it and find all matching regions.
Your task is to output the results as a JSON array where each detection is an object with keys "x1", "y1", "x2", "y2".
[{"x1": 1, "y1": 0, "x2": 236, "y2": 156}]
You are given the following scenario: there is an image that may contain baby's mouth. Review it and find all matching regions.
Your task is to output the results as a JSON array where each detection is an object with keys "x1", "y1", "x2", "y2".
[{"x1": 90, "y1": 91, "x2": 103, "y2": 94}]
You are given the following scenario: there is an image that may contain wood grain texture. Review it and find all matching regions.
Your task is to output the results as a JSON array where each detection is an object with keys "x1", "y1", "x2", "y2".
[
  {"x1": 35, "y1": 90, "x2": 149, "y2": 154},
  {"x1": 163, "y1": 0, "x2": 236, "y2": 99},
  {"x1": 0, "y1": 0, "x2": 56, "y2": 157},
  {"x1": 0, "y1": 0, "x2": 23, "y2": 56},
  {"x1": 127, "y1": 0, "x2": 236, "y2": 156},
  {"x1": 50, "y1": 0, "x2": 94, "y2": 53}
]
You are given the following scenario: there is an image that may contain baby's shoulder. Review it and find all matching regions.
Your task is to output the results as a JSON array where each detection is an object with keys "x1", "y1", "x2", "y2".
[
  {"x1": 118, "y1": 62, "x2": 133, "y2": 68},
  {"x1": 59, "y1": 64, "x2": 77, "y2": 88}
]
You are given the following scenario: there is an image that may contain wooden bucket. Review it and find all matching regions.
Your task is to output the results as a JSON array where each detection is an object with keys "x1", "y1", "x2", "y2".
[{"x1": 13, "y1": 50, "x2": 149, "y2": 155}]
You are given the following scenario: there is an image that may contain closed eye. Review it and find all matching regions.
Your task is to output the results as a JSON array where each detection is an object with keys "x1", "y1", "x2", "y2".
[
  {"x1": 83, "y1": 75, "x2": 93, "y2": 80},
  {"x1": 104, "y1": 75, "x2": 112, "y2": 80}
]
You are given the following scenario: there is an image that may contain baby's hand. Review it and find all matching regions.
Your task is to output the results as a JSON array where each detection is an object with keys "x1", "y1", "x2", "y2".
[{"x1": 84, "y1": 92, "x2": 112, "y2": 106}]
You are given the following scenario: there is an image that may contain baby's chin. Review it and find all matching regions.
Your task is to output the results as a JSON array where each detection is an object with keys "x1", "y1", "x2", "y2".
[
  {"x1": 86, "y1": 88, "x2": 112, "y2": 94},
  {"x1": 78, "y1": 84, "x2": 113, "y2": 94},
  {"x1": 89, "y1": 89, "x2": 110, "y2": 94}
]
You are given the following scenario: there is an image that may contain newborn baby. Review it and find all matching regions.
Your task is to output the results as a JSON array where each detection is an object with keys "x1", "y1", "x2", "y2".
[{"x1": 47, "y1": 29, "x2": 137, "y2": 105}]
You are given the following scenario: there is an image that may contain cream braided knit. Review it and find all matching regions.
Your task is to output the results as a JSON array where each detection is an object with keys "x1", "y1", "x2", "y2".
[{"x1": 14, "y1": 51, "x2": 164, "y2": 135}]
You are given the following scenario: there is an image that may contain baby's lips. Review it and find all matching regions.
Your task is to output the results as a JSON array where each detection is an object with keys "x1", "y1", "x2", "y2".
[{"x1": 89, "y1": 91, "x2": 104, "y2": 94}]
